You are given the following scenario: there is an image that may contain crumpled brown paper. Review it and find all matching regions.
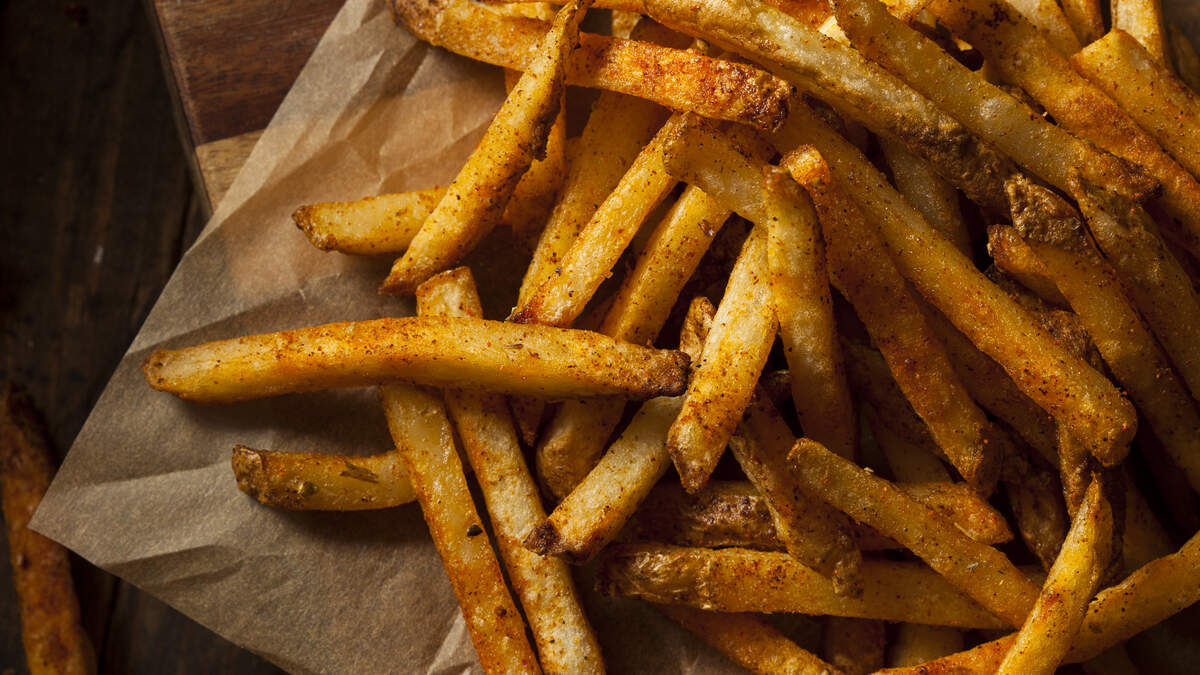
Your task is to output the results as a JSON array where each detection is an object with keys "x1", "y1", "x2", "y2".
[{"x1": 28, "y1": 0, "x2": 819, "y2": 671}]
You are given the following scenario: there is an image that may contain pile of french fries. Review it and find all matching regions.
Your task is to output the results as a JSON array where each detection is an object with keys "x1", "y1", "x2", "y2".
[{"x1": 139, "y1": 0, "x2": 1200, "y2": 671}]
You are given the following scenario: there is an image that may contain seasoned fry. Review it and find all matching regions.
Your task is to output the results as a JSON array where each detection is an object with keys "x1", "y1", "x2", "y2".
[
  {"x1": 655, "y1": 604, "x2": 844, "y2": 675},
  {"x1": 415, "y1": 269, "x2": 603, "y2": 674},
  {"x1": 1004, "y1": 0, "x2": 1081, "y2": 55},
  {"x1": 293, "y1": 188, "x2": 444, "y2": 255},
  {"x1": 1074, "y1": 30, "x2": 1200, "y2": 185},
  {"x1": 788, "y1": 439, "x2": 1039, "y2": 627},
  {"x1": 392, "y1": 0, "x2": 792, "y2": 130},
  {"x1": 774, "y1": 101, "x2": 1138, "y2": 466},
  {"x1": 929, "y1": 0, "x2": 1200, "y2": 260},
  {"x1": 871, "y1": 422, "x2": 951, "y2": 484},
  {"x1": 736, "y1": 394, "x2": 863, "y2": 595},
  {"x1": 381, "y1": 383, "x2": 539, "y2": 674},
  {"x1": 231, "y1": 445, "x2": 414, "y2": 510},
  {"x1": 823, "y1": 617, "x2": 884, "y2": 675},
  {"x1": 502, "y1": 68, "x2": 566, "y2": 248},
  {"x1": 835, "y1": 0, "x2": 1154, "y2": 205},
  {"x1": 888, "y1": 624, "x2": 964, "y2": 667},
  {"x1": 1168, "y1": 24, "x2": 1200, "y2": 93},
  {"x1": 380, "y1": 0, "x2": 585, "y2": 294},
  {"x1": 1058, "y1": 0, "x2": 1104, "y2": 44},
  {"x1": 511, "y1": 114, "x2": 685, "y2": 327},
  {"x1": 878, "y1": 138, "x2": 971, "y2": 256},
  {"x1": 143, "y1": 316, "x2": 688, "y2": 403},
  {"x1": 1111, "y1": 0, "x2": 1170, "y2": 64},
  {"x1": 1, "y1": 385, "x2": 94, "y2": 675},
  {"x1": 791, "y1": 146, "x2": 996, "y2": 489},
  {"x1": 764, "y1": 168, "x2": 857, "y2": 459},
  {"x1": 597, "y1": 544, "x2": 1010, "y2": 628},
  {"x1": 1001, "y1": 446, "x2": 1070, "y2": 571},
  {"x1": 998, "y1": 478, "x2": 1114, "y2": 675}
]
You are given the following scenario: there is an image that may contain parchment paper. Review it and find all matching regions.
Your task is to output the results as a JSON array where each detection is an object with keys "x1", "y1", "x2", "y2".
[{"x1": 28, "y1": 0, "x2": 1200, "y2": 672}]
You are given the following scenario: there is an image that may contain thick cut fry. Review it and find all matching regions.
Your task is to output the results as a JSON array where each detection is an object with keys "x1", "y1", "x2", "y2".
[
  {"x1": 516, "y1": 16, "x2": 679, "y2": 308},
  {"x1": 624, "y1": 0, "x2": 1020, "y2": 211},
  {"x1": 511, "y1": 115, "x2": 685, "y2": 327},
  {"x1": 791, "y1": 147, "x2": 996, "y2": 489},
  {"x1": 502, "y1": 69, "x2": 567, "y2": 249},
  {"x1": 392, "y1": 0, "x2": 792, "y2": 130},
  {"x1": 231, "y1": 445, "x2": 414, "y2": 510},
  {"x1": 998, "y1": 479, "x2": 1114, "y2": 675},
  {"x1": 774, "y1": 102, "x2": 1138, "y2": 465},
  {"x1": 835, "y1": 0, "x2": 1154, "y2": 205},
  {"x1": 736, "y1": 394, "x2": 863, "y2": 596},
  {"x1": 1074, "y1": 31, "x2": 1200, "y2": 189},
  {"x1": 381, "y1": 383, "x2": 539, "y2": 674},
  {"x1": 416, "y1": 270, "x2": 603, "y2": 674},
  {"x1": 929, "y1": 0, "x2": 1200, "y2": 260},
  {"x1": 888, "y1": 624, "x2": 964, "y2": 667},
  {"x1": 1058, "y1": 0, "x2": 1104, "y2": 45},
  {"x1": 991, "y1": 189, "x2": 1200, "y2": 491},
  {"x1": 655, "y1": 604, "x2": 844, "y2": 675},
  {"x1": 1, "y1": 385, "x2": 94, "y2": 675},
  {"x1": 788, "y1": 439, "x2": 1039, "y2": 627},
  {"x1": 293, "y1": 188, "x2": 444, "y2": 255},
  {"x1": 597, "y1": 544, "x2": 1010, "y2": 628},
  {"x1": 1168, "y1": 24, "x2": 1200, "y2": 93},
  {"x1": 1111, "y1": 1, "x2": 1169, "y2": 64},
  {"x1": 1001, "y1": 446, "x2": 1069, "y2": 571},
  {"x1": 143, "y1": 316, "x2": 688, "y2": 403},
  {"x1": 381, "y1": 0, "x2": 586, "y2": 294},
  {"x1": 764, "y1": 168, "x2": 857, "y2": 459},
  {"x1": 823, "y1": 617, "x2": 884, "y2": 675},
  {"x1": 878, "y1": 138, "x2": 971, "y2": 256},
  {"x1": 669, "y1": 224, "x2": 775, "y2": 492}
]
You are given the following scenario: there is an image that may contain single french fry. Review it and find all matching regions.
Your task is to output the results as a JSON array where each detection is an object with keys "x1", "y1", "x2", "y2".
[
  {"x1": 381, "y1": 383, "x2": 539, "y2": 674},
  {"x1": 393, "y1": 0, "x2": 793, "y2": 130},
  {"x1": 143, "y1": 316, "x2": 688, "y2": 403},
  {"x1": 998, "y1": 478, "x2": 1115, "y2": 675},
  {"x1": 231, "y1": 445, "x2": 414, "y2": 510},
  {"x1": 888, "y1": 624, "x2": 964, "y2": 667},
  {"x1": 535, "y1": 186, "x2": 733, "y2": 498},
  {"x1": 788, "y1": 439, "x2": 1040, "y2": 627},
  {"x1": 834, "y1": 0, "x2": 1154, "y2": 205},
  {"x1": 774, "y1": 101, "x2": 1138, "y2": 467},
  {"x1": 510, "y1": 114, "x2": 685, "y2": 327},
  {"x1": 502, "y1": 69, "x2": 567, "y2": 249},
  {"x1": 1074, "y1": 31, "x2": 1200, "y2": 192},
  {"x1": 878, "y1": 138, "x2": 971, "y2": 256},
  {"x1": 991, "y1": 188, "x2": 1200, "y2": 492},
  {"x1": 1168, "y1": 24, "x2": 1200, "y2": 93},
  {"x1": 1005, "y1": 0, "x2": 1082, "y2": 55},
  {"x1": 736, "y1": 394, "x2": 863, "y2": 596},
  {"x1": 929, "y1": 0, "x2": 1200, "y2": 261},
  {"x1": 791, "y1": 146, "x2": 997, "y2": 489},
  {"x1": 1001, "y1": 446, "x2": 1070, "y2": 571},
  {"x1": 1110, "y1": 1, "x2": 1170, "y2": 65},
  {"x1": 414, "y1": 269, "x2": 603, "y2": 674},
  {"x1": 597, "y1": 544, "x2": 1010, "y2": 629},
  {"x1": 764, "y1": 168, "x2": 857, "y2": 459},
  {"x1": 1, "y1": 385, "x2": 94, "y2": 675},
  {"x1": 293, "y1": 187, "x2": 444, "y2": 255},
  {"x1": 1058, "y1": 0, "x2": 1104, "y2": 45},
  {"x1": 516, "y1": 16, "x2": 680, "y2": 308},
  {"x1": 823, "y1": 617, "x2": 884, "y2": 675},
  {"x1": 870, "y1": 421, "x2": 951, "y2": 484},
  {"x1": 381, "y1": 0, "x2": 586, "y2": 294},
  {"x1": 655, "y1": 604, "x2": 845, "y2": 675}
]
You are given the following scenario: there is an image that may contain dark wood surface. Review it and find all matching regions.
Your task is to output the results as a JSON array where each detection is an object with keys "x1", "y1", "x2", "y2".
[{"x1": 0, "y1": 0, "x2": 283, "y2": 672}]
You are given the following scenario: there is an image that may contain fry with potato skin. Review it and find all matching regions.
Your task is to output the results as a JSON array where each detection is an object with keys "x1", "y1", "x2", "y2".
[
  {"x1": 381, "y1": 0, "x2": 587, "y2": 294},
  {"x1": 415, "y1": 269, "x2": 603, "y2": 675},
  {"x1": 597, "y1": 544, "x2": 1010, "y2": 628},
  {"x1": 774, "y1": 101, "x2": 1138, "y2": 466},
  {"x1": 293, "y1": 188, "x2": 444, "y2": 255},
  {"x1": 788, "y1": 439, "x2": 1039, "y2": 627},
  {"x1": 997, "y1": 478, "x2": 1114, "y2": 675},
  {"x1": 655, "y1": 604, "x2": 845, "y2": 675},
  {"x1": 142, "y1": 316, "x2": 688, "y2": 403},
  {"x1": 2, "y1": 385, "x2": 95, "y2": 675},
  {"x1": 764, "y1": 168, "x2": 857, "y2": 460},
  {"x1": 391, "y1": 0, "x2": 792, "y2": 130},
  {"x1": 231, "y1": 445, "x2": 414, "y2": 510}
]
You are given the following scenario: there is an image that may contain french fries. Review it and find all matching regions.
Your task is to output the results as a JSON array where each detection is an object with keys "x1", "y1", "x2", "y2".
[
  {"x1": 1110, "y1": 0, "x2": 1170, "y2": 64},
  {"x1": 1004, "y1": 0, "x2": 1082, "y2": 55},
  {"x1": 877, "y1": 138, "x2": 971, "y2": 256},
  {"x1": 1168, "y1": 24, "x2": 1200, "y2": 92},
  {"x1": 380, "y1": 0, "x2": 586, "y2": 294},
  {"x1": 597, "y1": 543, "x2": 1011, "y2": 628},
  {"x1": 392, "y1": 0, "x2": 792, "y2": 129},
  {"x1": 142, "y1": 316, "x2": 689, "y2": 403},
  {"x1": 887, "y1": 624, "x2": 964, "y2": 668},
  {"x1": 823, "y1": 616, "x2": 885, "y2": 675},
  {"x1": 1059, "y1": 0, "x2": 1105, "y2": 44},
  {"x1": 1, "y1": 385, "x2": 94, "y2": 675},
  {"x1": 293, "y1": 187, "x2": 444, "y2": 255},
  {"x1": 502, "y1": 69, "x2": 568, "y2": 248},
  {"x1": 231, "y1": 445, "x2": 414, "y2": 510}
]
